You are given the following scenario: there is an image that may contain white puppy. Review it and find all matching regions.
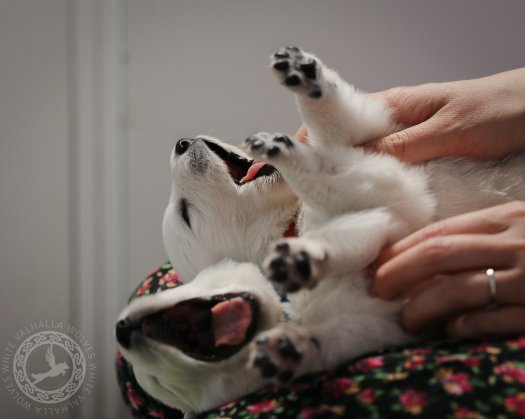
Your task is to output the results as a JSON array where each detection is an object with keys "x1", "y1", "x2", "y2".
[{"x1": 117, "y1": 46, "x2": 525, "y2": 415}]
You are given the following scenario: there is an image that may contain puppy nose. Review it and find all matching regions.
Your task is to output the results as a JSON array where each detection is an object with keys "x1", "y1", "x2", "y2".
[
  {"x1": 175, "y1": 138, "x2": 193, "y2": 155},
  {"x1": 116, "y1": 319, "x2": 136, "y2": 349}
]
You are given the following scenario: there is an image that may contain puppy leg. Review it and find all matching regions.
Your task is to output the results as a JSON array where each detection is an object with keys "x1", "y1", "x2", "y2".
[
  {"x1": 264, "y1": 209, "x2": 406, "y2": 293},
  {"x1": 271, "y1": 46, "x2": 398, "y2": 147},
  {"x1": 248, "y1": 308, "x2": 406, "y2": 385},
  {"x1": 244, "y1": 131, "x2": 434, "y2": 227},
  {"x1": 244, "y1": 131, "x2": 362, "y2": 215}
]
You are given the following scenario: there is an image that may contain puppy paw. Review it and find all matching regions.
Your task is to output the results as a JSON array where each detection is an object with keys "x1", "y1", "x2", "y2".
[
  {"x1": 263, "y1": 238, "x2": 326, "y2": 293},
  {"x1": 248, "y1": 325, "x2": 319, "y2": 384},
  {"x1": 271, "y1": 46, "x2": 323, "y2": 99},
  {"x1": 243, "y1": 132, "x2": 295, "y2": 161}
]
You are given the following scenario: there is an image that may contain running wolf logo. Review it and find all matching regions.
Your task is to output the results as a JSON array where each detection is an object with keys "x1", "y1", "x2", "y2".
[{"x1": 31, "y1": 344, "x2": 69, "y2": 385}]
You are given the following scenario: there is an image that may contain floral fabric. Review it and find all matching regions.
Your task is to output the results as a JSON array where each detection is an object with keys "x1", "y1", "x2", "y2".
[{"x1": 117, "y1": 262, "x2": 525, "y2": 418}]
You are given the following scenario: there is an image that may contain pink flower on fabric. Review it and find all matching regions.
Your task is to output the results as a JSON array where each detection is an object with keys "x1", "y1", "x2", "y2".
[
  {"x1": 508, "y1": 338, "x2": 525, "y2": 349},
  {"x1": 471, "y1": 343, "x2": 500, "y2": 355},
  {"x1": 135, "y1": 277, "x2": 153, "y2": 297},
  {"x1": 453, "y1": 406, "x2": 484, "y2": 419},
  {"x1": 126, "y1": 382, "x2": 143, "y2": 410},
  {"x1": 159, "y1": 270, "x2": 182, "y2": 288},
  {"x1": 463, "y1": 357, "x2": 481, "y2": 368},
  {"x1": 404, "y1": 354, "x2": 426, "y2": 370},
  {"x1": 355, "y1": 356, "x2": 384, "y2": 372},
  {"x1": 357, "y1": 388, "x2": 377, "y2": 404},
  {"x1": 247, "y1": 399, "x2": 279, "y2": 414},
  {"x1": 299, "y1": 407, "x2": 316, "y2": 419},
  {"x1": 505, "y1": 393, "x2": 525, "y2": 416},
  {"x1": 442, "y1": 372, "x2": 473, "y2": 395},
  {"x1": 495, "y1": 362, "x2": 525, "y2": 384},
  {"x1": 148, "y1": 408, "x2": 166, "y2": 418},
  {"x1": 436, "y1": 354, "x2": 481, "y2": 368},
  {"x1": 323, "y1": 377, "x2": 355, "y2": 397},
  {"x1": 116, "y1": 351, "x2": 124, "y2": 368},
  {"x1": 217, "y1": 400, "x2": 238, "y2": 411},
  {"x1": 400, "y1": 388, "x2": 428, "y2": 415}
]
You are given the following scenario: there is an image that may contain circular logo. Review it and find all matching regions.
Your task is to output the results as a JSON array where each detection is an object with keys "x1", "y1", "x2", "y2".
[{"x1": 12, "y1": 331, "x2": 86, "y2": 405}]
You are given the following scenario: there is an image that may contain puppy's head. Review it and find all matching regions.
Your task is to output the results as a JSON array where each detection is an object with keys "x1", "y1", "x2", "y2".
[
  {"x1": 116, "y1": 260, "x2": 283, "y2": 412},
  {"x1": 162, "y1": 136, "x2": 298, "y2": 281}
]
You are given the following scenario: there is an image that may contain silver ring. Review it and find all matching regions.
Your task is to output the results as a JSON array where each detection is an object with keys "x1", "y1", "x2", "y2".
[{"x1": 485, "y1": 268, "x2": 498, "y2": 310}]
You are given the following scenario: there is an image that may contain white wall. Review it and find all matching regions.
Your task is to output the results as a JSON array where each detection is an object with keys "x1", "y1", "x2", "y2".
[
  {"x1": 0, "y1": 1, "x2": 127, "y2": 418},
  {"x1": 0, "y1": 1, "x2": 70, "y2": 417},
  {"x1": 126, "y1": 0, "x2": 525, "y2": 286}
]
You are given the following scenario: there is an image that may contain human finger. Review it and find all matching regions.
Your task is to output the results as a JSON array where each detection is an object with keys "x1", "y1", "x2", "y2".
[
  {"x1": 446, "y1": 306, "x2": 525, "y2": 338},
  {"x1": 294, "y1": 124, "x2": 308, "y2": 144},
  {"x1": 363, "y1": 112, "x2": 463, "y2": 164},
  {"x1": 368, "y1": 84, "x2": 447, "y2": 127},
  {"x1": 374, "y1": 234, "x2": 514, "y2": 300},
  {"x1": 378, "y1": 208, "x2": 509, "y2": 266},
  {"x1": 401, "y1": 269, "x2": 525, "y2": 333}
]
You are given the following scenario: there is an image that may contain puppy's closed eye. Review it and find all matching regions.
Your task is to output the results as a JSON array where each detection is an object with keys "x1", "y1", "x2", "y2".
[{"x1": 180, "y1": 199, "x2": 191, "y2": 228}]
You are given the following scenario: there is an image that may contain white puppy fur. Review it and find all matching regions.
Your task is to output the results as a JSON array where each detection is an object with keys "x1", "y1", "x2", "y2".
[{"x1": 117, "y1": 46, "x2": 525, "y2": 415}]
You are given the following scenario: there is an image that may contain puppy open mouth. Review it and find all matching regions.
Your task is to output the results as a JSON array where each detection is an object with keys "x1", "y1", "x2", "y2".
[
  {"x1": 141, "y1": 293, "x2": 260, "y2": 362},
  {"x1": 202, "y1": 140, "x2": 276, "y2": 185}
]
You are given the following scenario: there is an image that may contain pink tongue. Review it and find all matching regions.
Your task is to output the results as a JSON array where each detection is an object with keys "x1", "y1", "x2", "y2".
[
  {"x1": 211, "y1": 297, "x2": 252, "y2": 347},
  {"x1": 241, "y1": 162, "x2": 267, "y2": 183}
]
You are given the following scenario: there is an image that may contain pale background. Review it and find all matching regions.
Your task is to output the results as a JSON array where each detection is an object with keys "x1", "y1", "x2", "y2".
[{"x1": 1, "y1": 1, "x2": 524, "y2": 418}]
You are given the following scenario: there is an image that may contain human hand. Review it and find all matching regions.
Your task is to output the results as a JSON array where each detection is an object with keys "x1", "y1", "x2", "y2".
[
  {"x1": 364, "y1": 68, "x2": 525, "y2": 163},
  {"x1": 373, "y1": 201, "x2": 525, "y2": 338},
  {"x1": 294, "y1": 124, "x2": 309, "y2": 144}
]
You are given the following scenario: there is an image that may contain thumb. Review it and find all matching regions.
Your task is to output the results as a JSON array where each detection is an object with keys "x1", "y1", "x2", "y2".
[{"x1": 363, "y1": 117, "x2": 450, "y2": 163}]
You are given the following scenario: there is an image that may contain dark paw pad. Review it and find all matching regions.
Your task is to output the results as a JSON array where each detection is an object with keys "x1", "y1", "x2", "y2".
[
  {"x1": 243, "y1": 132, "x2": 294, "y2": 160},
  {"x1": 271, "y1": 46, "x2": 322, "y2": 98},
  {"x1": 253, "y1": 351, "x2": 278, "y2": 378},
  {"x1": 249, "y1": 326, "x2": 319, "y2": 385},
  {"x1": 273, "y1": 135, "x2": 294, "y2": 148},
  {"x1": 277, "y1": 336, "x2": 302, "y2": 362},
  {"x1": 300, "y1": 59, "x2": 317, "y2": 80},
  {"x1": 266, "y1": 242, "x2": 314, "y2": 293}
]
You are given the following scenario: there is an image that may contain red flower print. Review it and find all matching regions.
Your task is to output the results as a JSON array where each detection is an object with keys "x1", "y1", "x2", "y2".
[
  {"x1": 159, "y1": 270, "x2": 182, "y2": 287},
  {"x1": 135, "y1": 277, "x2": 153, "y2": 297},
  {"x1": 126, "y1": 382, "x2": 143, "y2": 410},
  {"x1": 508, "y1": 338, "x2": 525, "y2": 349},
  {"x1": 453, "y1": 406, "x2": 484, "y2": 419},
  {"x1": 495, "y1": 362, "x2": 525, "y2": 384},
  {"x1": 442, "y1": 372, "x2": 473, "y2": 396},
  {"x1": 299, "y1": 407, "x2": 317, "y2": 419},
  {"x1": 323, "y1": 377, "x2": 355, "y2": 397},
  {"x1": 116, "y1": 351, "x2": 123, "y2": 368},
  {"x1": 357, "y1": 388, "x2": 377, "y2": 404},
  {"x1": 148, "y1": 408, "x2": 166, "y2": 418},
  {"x1": 472, "y1": 343, "x2": 501, "y2": 355},
  {"x1": 299, "y1": 406, "x2": 327, "y2": 419},
  {"x1": 404, "y1": 354, "x2": 426, "y2": 370},
  {"x1": 355, "y1": 356, "x2": 384, "y2": 372},
  {"x1": 463, "y1": 357, "x2": 481, "y2": 368},
  {"x1": 505, "y1": 393, "x2": 525, "y2": 416},
  {"x1": 400, "y1": 388, "x2": 428, "y2": 415},
  {"x1": 436, "y1": 354, "x2": 481, "y2": 368},
  {"x1": 247, "y1": 399, "x2": 279, "y2": 414}
]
